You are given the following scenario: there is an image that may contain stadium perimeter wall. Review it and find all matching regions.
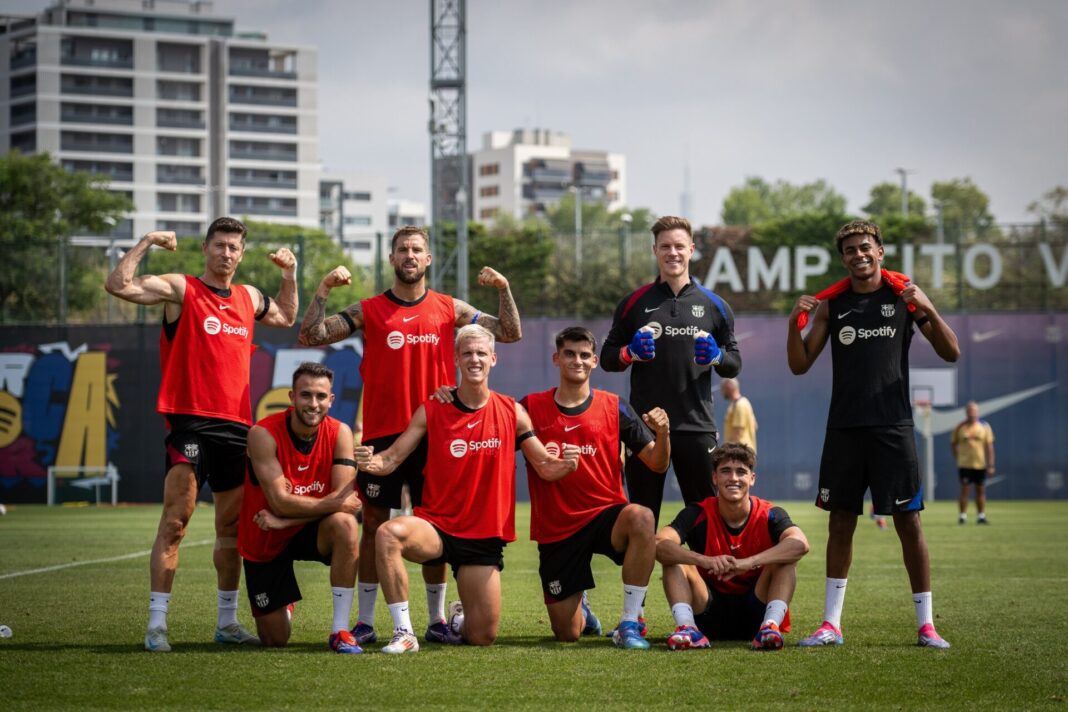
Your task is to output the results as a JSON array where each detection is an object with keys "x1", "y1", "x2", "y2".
[{"x1": 1, "y1": 312, "x2": 1065, "y2": 504}]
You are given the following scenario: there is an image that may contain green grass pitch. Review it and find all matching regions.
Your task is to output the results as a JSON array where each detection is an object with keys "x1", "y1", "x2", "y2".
[{"x1": 1, "y1": 500, "x2": 1066, "y2": 710}]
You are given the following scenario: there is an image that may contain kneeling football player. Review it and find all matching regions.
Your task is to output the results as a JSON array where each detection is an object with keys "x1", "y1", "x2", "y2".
[{"x1": 238, "y1": 363, "x2": 364, "y2": 653}]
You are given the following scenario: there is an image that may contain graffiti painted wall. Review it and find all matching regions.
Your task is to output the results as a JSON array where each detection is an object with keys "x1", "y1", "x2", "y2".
[{"x1": 1, "y1": 313, "x2": 1065, "y2": 503}]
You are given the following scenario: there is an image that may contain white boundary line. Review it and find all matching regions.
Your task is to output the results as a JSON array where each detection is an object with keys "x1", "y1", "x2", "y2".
[{"x1": 0, "y1": 539, "x2": 213, "y2": 581}]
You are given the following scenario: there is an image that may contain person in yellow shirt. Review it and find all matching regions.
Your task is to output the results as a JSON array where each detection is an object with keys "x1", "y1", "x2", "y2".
[
  {"x1": 720, "y1": 378, "x2": 757, "y2": 454},
  {"x1": 951, "y1": 401, "x2": 995, "y2": 524}
]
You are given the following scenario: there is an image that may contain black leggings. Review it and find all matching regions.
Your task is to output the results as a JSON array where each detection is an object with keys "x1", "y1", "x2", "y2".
[{"x1": 624, "y1": 431, "x2": 717, "y2": 527}]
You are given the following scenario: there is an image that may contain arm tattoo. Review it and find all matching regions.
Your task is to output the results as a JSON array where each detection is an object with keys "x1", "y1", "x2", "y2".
[
  {"x1": 471, "y1": 288, "x2": 522, "y2": 343},
  {"x1": 298, "y1": 295, "x2": 330, "y2": 345}
]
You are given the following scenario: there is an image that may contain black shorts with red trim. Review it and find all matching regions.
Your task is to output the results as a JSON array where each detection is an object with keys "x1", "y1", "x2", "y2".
[{"x1": 694, "y1": 585, "x2": 787, "y2": 641}]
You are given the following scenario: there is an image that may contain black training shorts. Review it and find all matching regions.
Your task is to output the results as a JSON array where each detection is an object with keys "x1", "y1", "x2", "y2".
[
  {"x1": 817, "y1": 426, "x2": 923, "y2": 516},
  {"x1": 538, "y1": 504, "x2": 627, "y2": 604}
]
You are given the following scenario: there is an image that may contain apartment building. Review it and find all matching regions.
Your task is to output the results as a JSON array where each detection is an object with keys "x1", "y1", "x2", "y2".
[
  {"x1": 319, "y1": 174, "x2": 389, "y2": 266},
  {"x1": 1, "y1": 0, "x2": 319, "y2": 242},
  {"x1": 470, "y1": 128, "x2": 626, "y2": 224}
]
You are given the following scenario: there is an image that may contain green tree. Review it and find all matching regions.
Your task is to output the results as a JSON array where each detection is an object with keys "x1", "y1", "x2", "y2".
[
  {"x1": 0, "y1": 151, "x2": 132, "y2": 323},
  {"x1": 862, "y1": 181, "x2": 927, "y2": 218},
  {"x1": 721, "y1": 177, "x2": 847, "y2": 225},
  {"x1": 1028, "y1": 185, "x2": 1068, "y2": 232},
  {"x1": 930, "y1": 178, "x2": 996, "y2": 239}
]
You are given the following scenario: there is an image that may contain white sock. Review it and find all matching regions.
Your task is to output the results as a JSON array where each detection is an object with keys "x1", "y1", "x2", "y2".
[
  {"x1": 357, "y1": 582, "x2": 378, "y2": 627},
  {"x1": 764, "y1": 599, "x2": 788, "y2": 627},
  {"x1": 978, "y1": 512, "x2": 986, "y2": 521},
  {"x1": 331, "y1": 586, "x2": 354, "y2": 633},
  {"x1": 824, "y1": 577, "x2": 847, "y2": 629},
  {"x1": 217, "y1": 590, "x2": 239, "y2": 629},
  {"x1": 671, "y1": 602, "x2": 696, "y2": 628},
  {"x1": 426, "y1": 583, "x2": 447, "y2": 623},
  {"x1": 959, "y1": 513, "x2": 967, "y2": 521},
  {"x1": 387, "y1": 601, "x2": 413, "y2": 634},
  {"x1": 622, "y1": 584, "x2": 647, "y2": 623},
  {"x1": 913, "y1": 591, "x2": 933, "y2": 628},
  {"x1": 148, "y1": 592, "x2": 171, "y2": 630}
]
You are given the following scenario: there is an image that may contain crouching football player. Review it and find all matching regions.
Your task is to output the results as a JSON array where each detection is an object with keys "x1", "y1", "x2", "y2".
[
  {"x1": 656, "y1": 443, "x2": 809, "y2": 650},
  {"x1": 238, "y1": 363, "x2": 364, "y2": 653}
]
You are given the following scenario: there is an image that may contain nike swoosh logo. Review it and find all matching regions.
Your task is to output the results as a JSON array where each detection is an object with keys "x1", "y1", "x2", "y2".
[
  {"x1": 922, "y1": 382, "x2": 1058, "y2": 436},
  {"x1": 895, "y1": 497, "x2": 913, "y2": 506},
  {"x1": 729, "y1": 544, "x2": 740, "y2": 550},
  {"x1": 362, "y1": 588, "x2": 376, "y2": 593},
  {"x1": 707, "y1": 448, "x2": 714, "y2": 453},
  {"x1": 971, "y1": 329, "x2": 1001, "y2": 343},
  {"x1": 835, "y1": 584, "x2": 846, "y2": 589},
  {"x1": 563, "y1": 425, "x2": 580, "y2": 432},
  {"x1": 402, "y1": 316, "x2": 418, "y2": 322},
  {"x1": 838, "y1": 311, "x2": 851, "y2": 319},
  {"x1": 333, "y1": 593, "x2": 343, "y2": 598},
  {"x1": 644, "y1": 307, "x2": 659, "y2": 313},
  {"x1": 219, "y1": 304, "x2": 231, "y2": 310},
  {"x1": 297, "y1": 465, "x2": 310, "y2": 471},
  {"x1": 467, "y1": 421, "x2": 480, "y2": 429}
]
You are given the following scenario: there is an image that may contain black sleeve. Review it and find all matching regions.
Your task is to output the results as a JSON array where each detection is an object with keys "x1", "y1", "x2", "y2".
[
  {"x1": 618, "y1": 400, "x2": 654, "y2": 455},
  {"x1": 668, "y1": 503, "x2": 706, "y2": 551},
  {"x1": 600, "y1": 295, "x2": 632, "y2": 372},
  {"x1": 712, "y1": 297, "x2": 741, "y2": 378},
  {"x1": 767, "y1": 506, "x2": 795, "y2": 543}
]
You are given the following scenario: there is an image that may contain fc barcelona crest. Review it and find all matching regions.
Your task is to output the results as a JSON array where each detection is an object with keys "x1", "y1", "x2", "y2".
[
  {"x1": 691, "y1": 305, "x2": 705, "y2": 318},
  {"x1": 881, "y1": 304, "x2": 895, "y2": 318}
]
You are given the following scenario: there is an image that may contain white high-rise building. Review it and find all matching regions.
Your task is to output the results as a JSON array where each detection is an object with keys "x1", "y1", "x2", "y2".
[
  {"x1": 319, "y1": 174, "x2": 389, "y2": 266},
  {"x1": 470, "y1": 129, "x2": 626, "y2": 224},
  {"x1": 0, "y1": 0, "x2": 319, "y2": 242}
]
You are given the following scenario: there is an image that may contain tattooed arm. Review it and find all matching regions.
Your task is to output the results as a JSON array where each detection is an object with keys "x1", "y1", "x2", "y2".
[
  {"x1": 297, "y1": 265, "x2": 365, "y2": 345},
  {"x1": 453, "y1": 266, "x2": 522, "y2": 343}
]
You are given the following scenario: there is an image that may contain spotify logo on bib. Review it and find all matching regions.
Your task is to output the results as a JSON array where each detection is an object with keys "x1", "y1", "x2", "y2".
[
  {"x1": 386, "y1": 331, "x2": 405, "y2": 350},
  {"x1": 203, "y1": 316, "x2": 222, "y2": 335},
  {"x1": 449, "y1": 439, "x2": 468, "y2": 457},
  {"x1": 544, "y1": 442, "x2": 561, "y2": 458}
]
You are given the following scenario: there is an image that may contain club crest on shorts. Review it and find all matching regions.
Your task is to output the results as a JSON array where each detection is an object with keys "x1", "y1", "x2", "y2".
[
  {"x1": 691, "y1": 304, "x2": 705, "y2": 318},
  {"x1": 255, "y1": 592, "x2": 269, "y2": 608},
  {"x1": 365, "y1": 482, "x2": 381, "y2": 498},
  {"x1": 820, "y1": 487, "x2": 830, "y2": 503},
  {"x1": 548, "y1": 580, "x2": 562, "y2": 596},
  {"x1": 882, "y1": 304, "x2": 896, "y2": 318},
  {"x1": 183, "y1": 442, "x2": 199, "y2": 459}
]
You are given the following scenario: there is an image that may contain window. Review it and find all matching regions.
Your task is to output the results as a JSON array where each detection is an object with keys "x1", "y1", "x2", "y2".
[
  {"x1": 479, "y1": 208, "x2": 499, "y2": 220},
  {"x1": 157, "y1": 107, "x2": 204, "y2": 129},
  {"x1": 61, "y1": 131, "x2": 132, "y2": 153},
  {"x1": 344, "y1": 191, "x2": 372, "y2": 201},
  {"x1": 63, "y1": 159, "x2": 133, "y2": 182},
  {"x1": 158, "y1": 80, "x2": 201, "y2": 102},
  {"x1": 11, "y1": 130, "x2": 36, "y2": 153},
  {"x1": 229, "y1": 167, "x2": 297, "y2": 188},
  {"x1": 228, "y1": 84, "x2": 297, "y2": 107},
  {"x1": 343, "y1": 215, "x2": 373, "y2": 226},
  {"x1": 61, "y1": 102, "x2": 133, "y2": 125},
  {"x1": 230, "y1": 195, "x2": 297, "y2": 216},
  {"x1": 479, "y1": 185, "x2": 499, "y2": 198},
  {"x1": 62, "y1": 73, "x2": 131, "y2": 97},
  {"x1": 157, "y1": 164, "x2": 204, "y2": 184},
  {"x1": 157, "y1": 136, "x2": 201, "y2": 157},
  {"x1": 479, "y1": 163, "x2": 500, "y2": 176},
  {"x1": 10, "y1": 102, "x2": 36, "y2": 126},
  {"x1": 157, "y1": 192, "x2": 202, "y2": 213},
  {"x1": 228, "y1": 112, "x2": 297, "y2": 134},
  {"x1": 229, "y1": 140, "x2": 297, "y2": 162}
]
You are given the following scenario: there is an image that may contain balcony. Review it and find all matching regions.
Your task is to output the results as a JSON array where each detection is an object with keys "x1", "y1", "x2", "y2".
[
  {"x1": 229, "y1": 113, "x2": 297, "y2": 134},
  {"x1": 61, "y1": 132, "x2": 133, "y2": 154},
  {"x1": 157, "y1": 166, "x2": 205, "y2": 185},
  {"x1": 10, "y1": 46, "x2": 36, "y2": 71},
  {"x1": 229, "y1": 48, "x2": 297, "y2": 80},
  {"x1": 230, "y1": 142, "x2": 297, "y2": 162},
  {"x1": 62, "y1": 74, "x2": 132, "y2": 97},
  {"x1": 61, "y1": 104, "x2": 134, "y2": 126},
  {"x1": 229, "y1": 85, "x2": 297, "y2": 107},
  {"x1": 232, "y1": 172, "x2": 297, "y2": 189},
  {"x1": 157, "y1": 109, "x2": 205, "y2": 129},
  {"x1": 11, "y1": 75, "x2": 36, "y2": 98}
]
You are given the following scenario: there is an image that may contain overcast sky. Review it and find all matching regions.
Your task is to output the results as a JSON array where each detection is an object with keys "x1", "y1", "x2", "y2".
[{"x1": 13, "y1": 0, "x2": 1068, "y2": 224}]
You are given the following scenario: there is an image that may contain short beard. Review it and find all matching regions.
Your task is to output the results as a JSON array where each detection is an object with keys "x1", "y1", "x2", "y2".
[{"x1": 394, "y1": 264, "x2": 425, "y2": 285}]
